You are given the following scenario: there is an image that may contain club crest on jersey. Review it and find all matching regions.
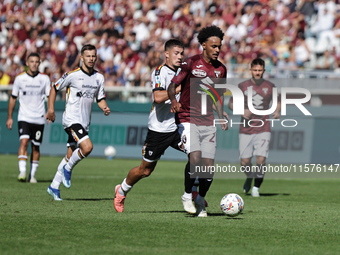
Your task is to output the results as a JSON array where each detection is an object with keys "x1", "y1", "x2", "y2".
[
  {"x1": 262, "y1": 88, "x2": 268, "y2": 94},
  {"x1": 214, "y1": 70, "x2": 221, "y2": 78},
  {"x1": 96, "y1": 80, "x2": 99, "y2": 86},
  {"x1": 192, "y1": 69, "x2": 206, "y2": 77}
]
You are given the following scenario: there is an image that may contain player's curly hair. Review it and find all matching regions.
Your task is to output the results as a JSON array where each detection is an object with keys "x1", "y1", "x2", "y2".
[{"x1": 197, "y1": 25, "x2": 224, "y2": 44}]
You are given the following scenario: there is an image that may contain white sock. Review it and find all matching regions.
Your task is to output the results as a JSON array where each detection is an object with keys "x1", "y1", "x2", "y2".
[
  {"x1": 252, "y1": 186, "x2": 259, "y2": 191},
  {"x1": 65, "y1": 148, "x2": 84, "y2": 171},
  {"x1": 119, "y1": 178, "x2": 132, "y2": 196},
  {"x1": 51, "y1": 171, "x2": 63, "y2": 189},
  {"x1": 50, "y1": 156, "x2": 69, "y2": 189},
  {"x1": 58, "y1": 156, "x2": 68, "y2": 173},
  {"x1": 30, "y1": 161, "x2": 39, "y2": 178},
  {"x1": 182, "y1": 192, "x2": 192, "y2": 199},
  {"x1": 196, "y1": 194, "x2": 205, "y2": 205},
  {"x1": 18, "y1": 155, "x2": 27, "y2": 174}
]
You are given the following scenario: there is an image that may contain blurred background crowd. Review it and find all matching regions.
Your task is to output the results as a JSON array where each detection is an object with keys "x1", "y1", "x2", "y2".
[{"x1": 0, "y1": 0, "x2": 340, "y2": 92}]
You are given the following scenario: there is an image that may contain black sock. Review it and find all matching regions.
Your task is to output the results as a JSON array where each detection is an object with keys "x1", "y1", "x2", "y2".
[
  {"x1": 254, "y1": 163, "x2": 265, "y2": 188},
  {"x1": 184, "y1": 162, "x2": 196, "y2": 193},
  {"x1": 198, "y1": 172, "x2": 214, "y2": 197}
]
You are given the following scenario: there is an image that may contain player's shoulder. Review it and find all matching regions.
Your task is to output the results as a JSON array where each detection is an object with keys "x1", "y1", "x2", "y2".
[
  {"x1": 14, "y1": 72, "x2": 26, "y2": 80},
  {"x1": 154, "y1": 64, "x2": 165, "y2": 76},
  {"x1": 263, "y1": 79, "x2": 275, "y2": 87},
  {"x1": 38, "y1": 72, "x2": 51, "y2": 79},
  {"x1": 238, "y1": 79, "x2": 252, "y2": 87},
  {"x1": 64, "y1": 67, "x2": 82, "y2": 78}
]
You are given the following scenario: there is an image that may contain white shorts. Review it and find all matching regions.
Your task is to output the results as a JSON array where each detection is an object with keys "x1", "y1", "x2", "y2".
[
  {"x1": 178, "y1": 122, "x2": 216, "y2": 159},
  {"x1": 239, "y1": 132, "x2": 271, "y2": 159}
]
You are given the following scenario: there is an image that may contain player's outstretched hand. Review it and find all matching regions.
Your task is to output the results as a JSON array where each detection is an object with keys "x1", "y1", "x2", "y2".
[
  {"x1": 103, "y1": 106, "x2": 110, "y2": 116},
  {"x1": 170, "y1": 100, "x2": 181, "y2": 113},
  {"x1": 6, "y1": 118, "x2": 13, "y2": 130},
  {"x1": 45, "y1": 110, "x2": 56, "y2": 123},
  {"x1": 272, "y1": 111, "x2": 280, "y2": 119},
  {"x1": 223, "y1": 111, "x2": 229, "y2": 121}
]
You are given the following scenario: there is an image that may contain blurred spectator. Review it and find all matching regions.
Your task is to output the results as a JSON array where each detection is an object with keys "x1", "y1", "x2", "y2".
[
  {"x1": 294, "y1": 35, "x2": 311, "y2": 67},
  {"x1": 226, "y1": 15, "x2": 248, "y2": 44},
  {"x1": 276, "y1": 51, "x2": 298, "y2": 77},
  {"x1": 315, "y1": 50, "x2": 336, "y2": 70},
  {"x1": 0, "y1": 66, "x2": 10, "y2": 85}
]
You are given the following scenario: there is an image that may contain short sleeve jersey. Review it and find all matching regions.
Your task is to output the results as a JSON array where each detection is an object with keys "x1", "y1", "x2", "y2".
[
  {"x1": 230, "y1": 79, "x2": 276, "y2": 134},
  {"x1": 148, "y1": 64, "x2": 180, "y2": 132},
  {"x1": 11, "y1": 72, "x2": 51, "y2": 125},
  {"x1": 171, "y1": 54, "x2": 226, "y2": 126},
  {"x1": 54, "y1": 67, "x2": 106, "y2": 132}
]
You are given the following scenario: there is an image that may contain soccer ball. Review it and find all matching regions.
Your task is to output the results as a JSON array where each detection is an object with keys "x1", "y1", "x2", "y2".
[
  {"x1": 104, "y1": 146, "x2": 116, "y2": 159},
  {"x1": 220, "y1": 193, "x2": 244, "y2": 217}
]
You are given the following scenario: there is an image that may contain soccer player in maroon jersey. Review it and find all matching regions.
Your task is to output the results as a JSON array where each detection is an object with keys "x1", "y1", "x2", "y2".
[
  {"x1": 168, "y1": 25, "x2": 228, "y2": 217},
  {"x1": 228, "y1": 58, "x2": 281, "y2": 197}
]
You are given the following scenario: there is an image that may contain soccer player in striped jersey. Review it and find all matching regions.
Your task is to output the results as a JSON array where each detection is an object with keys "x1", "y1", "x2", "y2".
[
  {"x1": 46, "y1": 44, "x2": 110, "y2": 201},
  {"x1": 114, "y1": 39, "x2": 185, "y2": 212},
  {"x1": 6, "y1": 52, "x2": 51, "y2": 183}
]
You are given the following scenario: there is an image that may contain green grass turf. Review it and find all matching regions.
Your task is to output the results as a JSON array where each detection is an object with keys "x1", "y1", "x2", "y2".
[{"x1": 0, "y1": 154, "x2": 339, "y2": 255}]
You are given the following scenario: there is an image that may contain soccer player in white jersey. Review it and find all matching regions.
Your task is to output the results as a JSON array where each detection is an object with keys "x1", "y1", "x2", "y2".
[
  {"x1": 45, "y1": 44, "x2": 110, "y2": 201},
  {"x1": 114, "y1": 39, "x2": 185, "y2": 212},
  {"x1": 6, "y1": 53, "x2": 51, "y2": 183}
]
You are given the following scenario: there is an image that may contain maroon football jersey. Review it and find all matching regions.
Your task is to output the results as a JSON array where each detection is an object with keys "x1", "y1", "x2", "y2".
[
  {"x1": 230, "y1": 79, "x2": 277, "y2": 134},
  {"x1": 172, "y1": 54, "x2": 227, "y2": 125}
]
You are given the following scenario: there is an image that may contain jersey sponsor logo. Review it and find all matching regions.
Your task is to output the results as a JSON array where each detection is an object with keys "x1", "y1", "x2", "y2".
[
  {"x1": 192, "y1": 69, "x2": 207, "y2": 77},
  {"x1": 214, "y1": 70, "x2": 221, "y2": 78},
  {"x1": 22, "y1": 91, "x2": 43, "y2": 96},
  {"x1": 82, "y1": 85, "x2": 98, "y2": 89},
  {"x1": 76, "y1": 91, "x2": 96, "y2": 99},
  {"x1": 196, "y1": 65, "x2": 203, "y2": 68},
  {"x1": 25, "y1": 85, "x2": 41, "y2": 88}
]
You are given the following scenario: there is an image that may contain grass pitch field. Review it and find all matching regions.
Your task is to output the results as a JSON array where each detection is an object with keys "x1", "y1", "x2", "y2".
[{"x1": 1, "y1": 155, "x2": 339, "y2": 255}]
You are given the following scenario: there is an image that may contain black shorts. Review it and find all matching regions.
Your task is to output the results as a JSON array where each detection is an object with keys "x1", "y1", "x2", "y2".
[
  {"x1": 18, "y1": 121, "x2": 44, "y2": 146},
  {"x1": 64, "y1": 124, "x2": 89, "y2": 147},
  {"x1": 142, "y1": 129, "x2": 181, "y2": 162}
]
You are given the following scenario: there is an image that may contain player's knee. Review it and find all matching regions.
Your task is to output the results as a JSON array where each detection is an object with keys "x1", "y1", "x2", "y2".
[
  {"x1": 20, "y1": 139, "x2": 29, "y2": 149},
  {"x1": 81, "y1": 144, "x2": 93, "y2": 156},
  {"x1": 189, "y1": 154, "x2": 201, "y2": 166}
]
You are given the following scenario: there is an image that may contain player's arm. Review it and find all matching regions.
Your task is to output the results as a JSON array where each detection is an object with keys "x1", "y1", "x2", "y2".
[
  {"x1": 227, "y1": 101, "x2": 233, "y2": 111},
  {"x1": 168, "y1": 81, "x2": 181, "y2": 113},
  {"x1": 154, "y1": 85, "x2": 181, "y2": 104},
  {"x1": 6, "y1": 95, "x2": 17, "y2": 130},
  {"x1": 97, "y1": 99, "x2": 110, "y2": 116},
  {"x1": 46, "y1": 86, "x2": 57, "y2": 122},
  {"x1": 215, "y1": 95, "x2": 228, "y2": 130},
  {"x1": 272, "y1": 101, "x2": 281, "y2": 119}
]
